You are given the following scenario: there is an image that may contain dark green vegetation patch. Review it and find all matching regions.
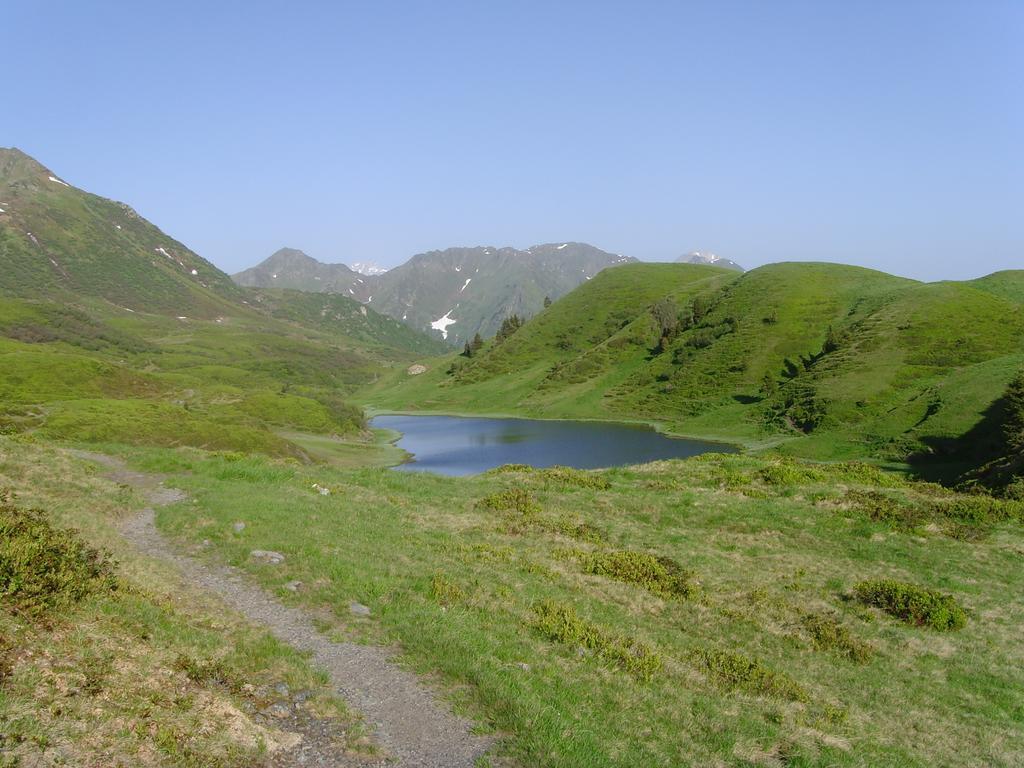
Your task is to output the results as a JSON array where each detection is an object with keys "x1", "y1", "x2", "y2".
[
  {"x1": 532, "y1": 599, "x2": 662, "y2": 680},
  {"x1": 689, "y1": 647, "x2": 809, "y2": 702},
  {"x1": 491, "y1": 464, "x2": 612, "y2": 490},
  {"x1": 854, "y1": 579, "x2": 967, "y2": 631},
  {"x1": 801, "y1": 613, "x2": 874, "y2": 664},
  {"x1": 0, "y1": 493, "x2": 117, "y2": 617},
  {"x1": 574, "y1": 549, "x2": 697, "y2": 599}
]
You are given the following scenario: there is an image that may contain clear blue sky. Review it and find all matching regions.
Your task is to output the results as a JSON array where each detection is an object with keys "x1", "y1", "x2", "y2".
[{"x1": 7, "y1": 1, "x2": 1022, "y2": 280}]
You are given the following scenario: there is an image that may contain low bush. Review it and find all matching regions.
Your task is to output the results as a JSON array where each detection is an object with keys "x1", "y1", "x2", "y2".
[
  {"x1": 844, "y1": 490, "x2": 925, "y2": 530},
  {"x1": 479, "y1": 488, "x2": 543, "y2": 534},
  {"x1": 478, "y1": 488, "x2": 541, "y2": 517},
  {"x1": 0, "y1": 493, "x2": 118, "y2": 617},
  {"x1": 844, "y1": 487, "x2": 1023, "y2": 538},
  {"x1": 488, "y1": 464, "x2": 612, "y2": 490},
  {"x1": 576, "y1": 549, "x2": 697, "y2": 599},
  {"x1": 533, "y1": 600, "x2": 662, "y2": 680},
  {"x1": 801, "y1": 613, "x2": 873, "y2": 663},
  {"x1": 552, "y1": 516, "x2": 607, "y2": 544},
  {"x1": 429, "y1": 573, "x2": 463, "y2": 606},
  {"x1": 938, "y1": 495, "x2": 1024, "y2": 527},
  {"x1": 759, "y1": 462, "x2": 826, "y2": 486},
  {"x1": 537, "y1": 466, "x2": 612, "y2": 490},
  {"x1": 854, "y1": 579, "x2": 966, "y2": 631},
  {"x1": 689, "y1": 647, "x2": 808, "y2": 702}
]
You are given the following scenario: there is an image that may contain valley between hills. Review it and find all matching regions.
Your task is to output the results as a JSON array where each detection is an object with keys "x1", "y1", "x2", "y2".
[{"x1": 2, "y1": 147, "x2": 1023, "y2": 767}]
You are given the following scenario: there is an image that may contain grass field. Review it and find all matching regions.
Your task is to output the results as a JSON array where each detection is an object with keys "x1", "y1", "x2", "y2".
[
  {"x1": 0, "y1": 436, "x2": 372, "y2": 767},
  {"x1": 95, "y1": 445, "x2": 1024, "y2": 768}
]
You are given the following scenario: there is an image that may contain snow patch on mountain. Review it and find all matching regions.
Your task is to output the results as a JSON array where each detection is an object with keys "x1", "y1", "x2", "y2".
[
  {"x1": 430, "y1": 309, "x2": 458, "y2": 339},
  {"x1": 349, "y1": 261, "x2": 388, "y2": 276}
]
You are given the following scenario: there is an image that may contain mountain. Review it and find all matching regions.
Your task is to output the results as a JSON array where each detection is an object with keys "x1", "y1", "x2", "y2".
[
  {"x1": 678, "y1": 251, "x2": 744, "y2": 271},
  {"x1": 0, "y1": 149, "x2": 445, "y2": 454},
  {"x1": 0, "y1": 147, "x2": 244, "y2": 317},
  {"x1": 234, "y1": 242, "x2": 636, "y2": 345},
  {"x1": 232, "y1": 247, "x2": 367, "y2": 295},
  {"x1": 367, "y1": 260, "x2": 1024, "y2": 470}
]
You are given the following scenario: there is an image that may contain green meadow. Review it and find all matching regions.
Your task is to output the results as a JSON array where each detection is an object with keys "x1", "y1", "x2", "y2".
[{"x1": 93, "y1": 445, "x2": 1023, "y2": 767}]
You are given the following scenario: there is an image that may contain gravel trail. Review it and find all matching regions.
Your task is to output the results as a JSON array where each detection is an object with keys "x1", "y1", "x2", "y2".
[{"x1": 72, "y1": 450, "x2": 494, "y2": 768}]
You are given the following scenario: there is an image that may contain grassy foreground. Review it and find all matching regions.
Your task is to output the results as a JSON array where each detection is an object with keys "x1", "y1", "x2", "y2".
[
  {"x1": 0, "y1": 436, "x2": 371, "y2": 767},
  {"x1": 108, "y1": 444, "x2": 1024, "y2": 767}
]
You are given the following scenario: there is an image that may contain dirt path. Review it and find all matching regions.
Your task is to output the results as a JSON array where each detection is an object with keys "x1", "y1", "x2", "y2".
[{"x1": 72, "y1": 450, "x2": 494, "y2": 768}]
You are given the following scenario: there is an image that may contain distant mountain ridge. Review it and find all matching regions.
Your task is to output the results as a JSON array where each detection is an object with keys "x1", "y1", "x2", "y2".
[
  {"x1": 679, "y1": 251, "x2": 744, "y2": 271},
  {"x1": 233, "y1": 248, "x2": 366, "y2": 294},
  {"x1": 233, "y1": 242, "x2": 636, "y2": 345}
]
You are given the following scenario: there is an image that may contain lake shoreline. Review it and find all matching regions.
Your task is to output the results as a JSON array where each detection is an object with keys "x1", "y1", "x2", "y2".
[
  {"x1": 370, "y1": 412, "x2": 737, "y2": 476},
  {"x1": 364, "y1": 406, "x2": 747, "y2": 454}
]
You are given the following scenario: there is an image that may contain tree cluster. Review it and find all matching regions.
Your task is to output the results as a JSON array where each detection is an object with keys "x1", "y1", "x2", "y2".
[
  {"x1": 462, "y1": 332, "x2": 484, "y2": 358},
  {"x1": 496, "y1": 314, "x2": 524, "y2": 343}
]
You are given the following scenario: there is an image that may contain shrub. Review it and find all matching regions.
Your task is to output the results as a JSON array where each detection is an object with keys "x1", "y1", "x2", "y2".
[
  {"x1": 488, "y1": 464, "x2": 612, "y2": 490},
  {"x1": 801, "y1": 613, "x2": 873, "y2": 663},
  {"x1": 844, "y1": 490, "x2": 925, "y2": 530},
  {"x1": 479, "y1": 488, "x2": 543, "y2": 534},
  {"x1": 0, "y1": 494, "x2": 118, "y2": 617},
  {"x1": 576, "y1": 550, "x2": 697, "y2": 599},
  {"x1": 537, "y1": 466, "x2": 612, "y2": 490},
  {"x1": 490, "y1": 464, "x2": 532, "y2": 474},
  {"x1": 854, "y1": 579, "x2": 966, "y2": 631},
  {"x1": 938, "y1": 495, "x2": 1024, "y2": 527},
  {"x1": 759, "y1": 461, "x2": 826, "y2": 487},
  {"x1": 689, "y1": 647, "x2": 808, "y2": 702},
  {"x1": 532, "y1": 600, "x2": 662, "y2": 680},
  {"x1": 553, "y1": 517, "x2": 607, "y2": 544},
  {"x1": 477, "y1": 488, "x2": 541, "y2": 517},
  {"x1": 429, "y1": 573, "x2": 463, "y2": 606}
]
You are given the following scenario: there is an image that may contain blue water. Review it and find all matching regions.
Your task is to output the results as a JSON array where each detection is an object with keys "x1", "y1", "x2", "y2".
[{"x1": 371, "y1": 414, "x2": 735, "y2": 476}]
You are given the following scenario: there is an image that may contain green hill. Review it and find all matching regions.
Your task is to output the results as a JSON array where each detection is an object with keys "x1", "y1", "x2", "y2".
[
  {"x1": 366, "y1": 261, "x2": 1024, "y2": 469},
  {"x1": 0, "y1": 149, "x2": 444, "y2": 455},
  {"x1": 0, "y1": 147, "x2": 244, "y2": 318},
  {"x1": 244, "y1": 287, "x2": 446, "y2": 356}
]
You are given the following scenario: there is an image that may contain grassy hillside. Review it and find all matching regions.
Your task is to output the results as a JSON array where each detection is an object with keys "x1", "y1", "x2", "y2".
[
  {"x1": 0, "y1": 295, "x2": 440, "y2": 454},
  {"x1": 123, "y1": 445, "x2": 1024, "y2": 767},
  {"x1": 366, "y1": 262, "x2": 1024, "y2": 470},
  {"x1": 0, "y1": 148, "x2": 451, "y2": 455},
  {"x1": 244, "y1": 287, "x2": 447, "y2": 356},
  {"x1": 0, "y1": 148, "x2": 244, "y2": 318}
]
